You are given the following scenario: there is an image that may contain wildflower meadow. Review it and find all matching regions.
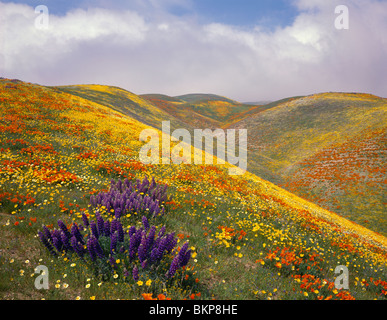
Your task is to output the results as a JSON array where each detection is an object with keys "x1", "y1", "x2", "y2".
[{"x1": 0, "y1": 79, "x2": 386, "y2": 302}]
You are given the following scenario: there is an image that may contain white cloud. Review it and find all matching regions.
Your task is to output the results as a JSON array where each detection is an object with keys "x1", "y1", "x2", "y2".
[{"x1": 0, "y1": 0, "x2": 386, "y2": 101}]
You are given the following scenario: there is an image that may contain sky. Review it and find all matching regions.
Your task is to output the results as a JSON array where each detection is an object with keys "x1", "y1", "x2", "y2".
[{"x1": 0, "y1": 0, "x2": 386, "y2": 101}]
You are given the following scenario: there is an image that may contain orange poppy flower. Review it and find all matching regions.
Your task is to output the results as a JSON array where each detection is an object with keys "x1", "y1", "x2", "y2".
[{"x1": 142, "y1": 293, "x2": 156, "y2": 300}]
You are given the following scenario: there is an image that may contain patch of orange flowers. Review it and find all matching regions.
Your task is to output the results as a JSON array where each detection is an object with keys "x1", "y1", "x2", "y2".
[
  {"x1": 142, "y1": 293, "x2": 171, "y2": 300},
  {"x1": 0, "y1": 191, "x2": 36, "y2": 206},
  {"x1": 33, "y1": 167, "x2": 81, "y2": 184}
]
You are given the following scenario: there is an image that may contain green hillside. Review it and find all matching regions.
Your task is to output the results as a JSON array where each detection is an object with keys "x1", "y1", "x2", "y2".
[
  {"x1": 142, "y1": 93, "x2": 257, "y2": 127},
  {"x1": 229, "y1": 92, "x2": 387, "y2": 235},
  {"x1": 174, "y1": 93, "x2": 236, "y2": 104},
  {"x1": 54, "y1": 85, "x2": 189, "y2": 131},
  {"x1": 141, "y1": 94, "x2": 185, "y2": 103},
  {"x1": 132, "y1": 91, "x2": 387, "y2": 236}
]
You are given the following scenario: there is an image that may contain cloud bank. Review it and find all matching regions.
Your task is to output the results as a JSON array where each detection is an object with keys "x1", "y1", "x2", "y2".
[{"x1": 0, "y1": 0, "x2": 386, "y2": 101}]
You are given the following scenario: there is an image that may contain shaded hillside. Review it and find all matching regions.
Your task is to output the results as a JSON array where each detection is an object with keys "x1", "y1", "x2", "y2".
[
  {"x1": 140, "y1": 93, "x2": 185, "y2": 103},
  {"x1": 54, "y1": 85, "x2": 190, "y2": 131},
  {"x1": 174, "y1": 93, "x2": 236, "y2": 104}
]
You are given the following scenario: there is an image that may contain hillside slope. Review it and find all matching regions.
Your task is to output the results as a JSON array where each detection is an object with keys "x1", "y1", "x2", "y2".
[
  {"x1": 229, "y1": 92, "x2": 387, "y2": 236},
  {"x1": 146, "y1": 91, "x2": 386, "y2": 236},
  {"x1": 0, "y1": 79, "x2": 386, "y2": 301},
  {"x1": 53, "y1": 85, "x2": 190, "y2": 131},
  {"x1": 142, "y1": 93, "x2": 257, "y2": 128},
  {"x1": 141, "y1": 94, "x2": 222, "y2": 129}
]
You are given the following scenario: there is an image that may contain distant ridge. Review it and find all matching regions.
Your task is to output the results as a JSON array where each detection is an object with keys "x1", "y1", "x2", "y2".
[
  {"x1": 174, "y1": 93, "x2": 236, "y2": 104},
  {"x1": 243, "y1": 100, "x2": 273, "y2": 106},
  {"x1": 140, "y1": 93, "x2": 184, "y2": 103}
]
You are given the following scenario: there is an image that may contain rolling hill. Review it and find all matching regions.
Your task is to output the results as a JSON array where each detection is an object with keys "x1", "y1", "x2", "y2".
[
  {"x1": 0, "y1": 78, "x2": 386, "y2": 301},
  {"x1": 139, "y1": 91, "x2": 386, "y2": 237},
  {"x1": 141, "y1": 93, "x2": 258, "y2": 128},
  {"x1": 141, "y1": 93, "x2": 222, "y2": 129},
  {"x1": 53, "y1": 85, "x2": 191, "y2": 131},
  {"x1": 227, "y1": 92, "x2": 387, "y2": 236},
  {"x1": 174, "y1": 93, "x2": 237, "y2": 104}
]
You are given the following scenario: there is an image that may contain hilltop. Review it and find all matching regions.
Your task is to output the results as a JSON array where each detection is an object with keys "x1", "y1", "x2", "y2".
[
  {"x1": 174, "y1": 93, "x2": 236, "y2": 104},
  {"x1": 0, "y1": 79, "x2": 386, "y2": 301}
]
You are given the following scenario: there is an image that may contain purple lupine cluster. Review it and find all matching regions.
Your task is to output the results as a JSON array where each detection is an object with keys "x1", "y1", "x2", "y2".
[
  {"x1": 89, "y1": 177, "x2": 170, "y2": 219},
  {"x1": 167, "y1": 242, "x2": 192, "y2": 278},
  {"x1": 38, "y1": 213, "x2": 191, "y2": 281},
  {"x1": 127, "y1": 216, "x2": 182, "y2": 274},
  {"x1": 38, "y1": 175, "x2": 191, "y2": 283},
  {"x1": 38, "y1": 219, "x2": 87, "y2": 258}
]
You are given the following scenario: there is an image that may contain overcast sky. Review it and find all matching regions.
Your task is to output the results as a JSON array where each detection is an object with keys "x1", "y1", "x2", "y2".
[{"x1": 0, "y1": 0, "x2": 386, "y2": 101}]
